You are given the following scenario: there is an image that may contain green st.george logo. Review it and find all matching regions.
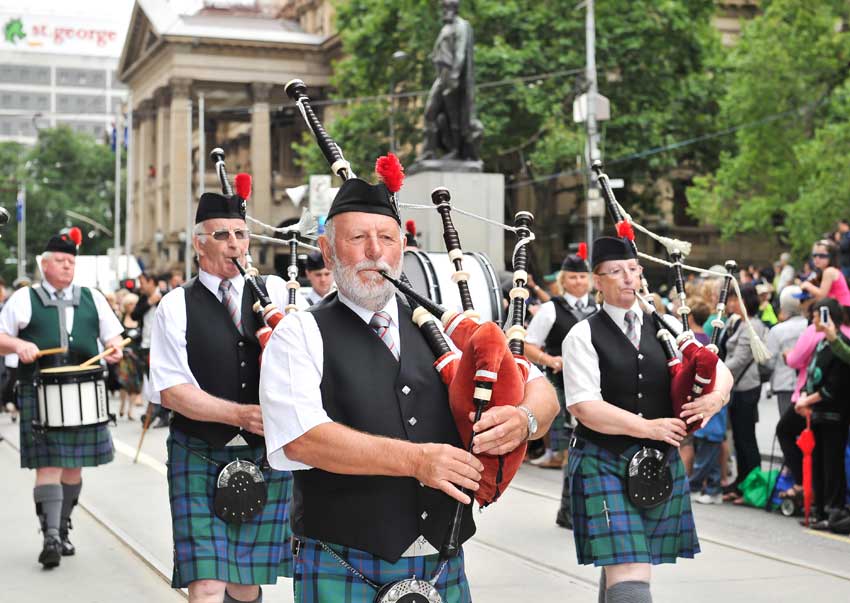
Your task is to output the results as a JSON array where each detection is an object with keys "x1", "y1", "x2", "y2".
[{"x1": 4, "y1": 18, "x2": 26, "y2": 45}]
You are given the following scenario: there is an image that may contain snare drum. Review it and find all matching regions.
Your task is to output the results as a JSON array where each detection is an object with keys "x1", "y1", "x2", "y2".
[
  {"x1": 403, "y1": 250, "x2": 505, "y2": 324},
  {"x1": 36, "y1": 365, "x2": 109, "y2": 429}
]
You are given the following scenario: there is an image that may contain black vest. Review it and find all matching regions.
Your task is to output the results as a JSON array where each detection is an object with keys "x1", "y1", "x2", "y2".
[
  {"x1": 171, "y1": 277, "x2": 263, "y2": 449},
  {"x1": 574, "y1": 309, "x2": 672, "y2": 454},
  {"x1": 293, "y1": 293, "x2": 474, "y2": 562},
  {"x1": 543, "y1": 297, "x2": 596, "y2": 379}
]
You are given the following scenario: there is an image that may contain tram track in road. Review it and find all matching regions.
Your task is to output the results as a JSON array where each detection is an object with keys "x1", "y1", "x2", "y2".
[
  {"x1": 0, "y1": 431, "x2": 188, "y2": 600},
  {"x1": 508, "y1": 482, "x2": 850, "y2": 583}
]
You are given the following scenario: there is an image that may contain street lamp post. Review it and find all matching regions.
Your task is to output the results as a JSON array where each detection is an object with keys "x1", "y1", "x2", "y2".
[{"x1": 388, "y1": 50, "x2": 408, "y2": 154}]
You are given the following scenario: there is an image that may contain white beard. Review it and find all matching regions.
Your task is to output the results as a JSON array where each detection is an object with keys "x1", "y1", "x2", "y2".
[{"x1": 332, "y1": 256, "x2": 403, "y2": 312}]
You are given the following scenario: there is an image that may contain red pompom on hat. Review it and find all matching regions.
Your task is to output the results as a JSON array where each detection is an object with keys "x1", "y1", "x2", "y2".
[
  {"x1": 577, "y1": 242, "x2": 588, "y2": 260},
  {"x1": 235, "y1": 173, "x2": 252, "y2": 201},
  {"x1": 68, "y1": 227, "x2": 83, "y2": 246},
  {"x1": 616, "y1": 220, "x2": 635, "y2": 241},
  {"x1": 405, "y1": 219, "x2": 417, "y2": 236},
  {"x1": 375, "y1": 153, "x2": 405, "y2": 194},
  {"x1": 45, "y1": 227, "x2": 82, "y2": 256}
]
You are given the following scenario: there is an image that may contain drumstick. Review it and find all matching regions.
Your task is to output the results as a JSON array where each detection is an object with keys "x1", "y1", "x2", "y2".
[
  {"x1": 134, "y1": 403, "x2": 155, "y2": 464},
  {"x1": 79, "y1": 337, "x2": 133, "y2": 367},
  {"x1": 36, "y1": 347, "x2": 67, "y2": 358}
]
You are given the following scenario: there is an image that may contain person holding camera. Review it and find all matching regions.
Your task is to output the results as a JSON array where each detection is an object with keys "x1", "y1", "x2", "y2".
[
  {"x1": 800, "y1": 240, "x2": 850, "y2": 307},
  {"x1": 798, "y1": 299, "x2": 850, "y2": 528}
]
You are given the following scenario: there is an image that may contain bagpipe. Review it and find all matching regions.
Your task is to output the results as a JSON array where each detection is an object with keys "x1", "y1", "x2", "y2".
[
  {"x1": 591, "y1": 161, "x2": 770, "y2": 434},
  {"x1": 284, "y1": 79, "x2": 533, "y2": 572}
]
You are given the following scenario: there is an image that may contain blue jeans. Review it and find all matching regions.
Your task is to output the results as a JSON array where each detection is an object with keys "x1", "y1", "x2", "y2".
[{"x1": 690, "y1": 437, "x2": 722, "y2": 495}]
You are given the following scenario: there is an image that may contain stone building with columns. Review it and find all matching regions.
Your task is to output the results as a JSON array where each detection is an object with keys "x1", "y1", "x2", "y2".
[{"x1": 117, "y1": 0, "x2": 337, "y2": 273}]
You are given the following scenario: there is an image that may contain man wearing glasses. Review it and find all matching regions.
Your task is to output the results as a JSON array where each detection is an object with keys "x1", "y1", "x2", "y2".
[
  {"x1": 150, "y1": 188, "x2": 301, "y2": 603},
  {"x1": 561, "y1": 236, "x2": 733, "y2": 603}
]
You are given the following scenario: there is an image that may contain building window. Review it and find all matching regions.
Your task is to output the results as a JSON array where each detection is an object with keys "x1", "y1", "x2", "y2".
[
  {"x1": 0, "y1": 91, "x2": 50, "y2": 111},
  {"x1": 56, "y1": 68, "x2": 106, "y2": 89},
  {"x1": 56, "y1": 93, "x2": 107, "y2": 114},
  {"x1": 0, "y1": 64, "x2": 50, "y2": 85}
]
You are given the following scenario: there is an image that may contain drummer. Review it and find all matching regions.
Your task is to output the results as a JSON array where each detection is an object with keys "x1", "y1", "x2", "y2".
[{"x1": 0, "y1": 230, "x2": 125, "y2": 568}]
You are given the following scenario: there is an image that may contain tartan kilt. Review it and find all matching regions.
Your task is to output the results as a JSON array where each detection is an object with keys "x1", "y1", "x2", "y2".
[
  {"x1": 293, "y1": 536, "x2": 471, "y2": 603},
  {"x1": 18, "y1": 382, "x2": 114, "y2": 469},
  {"x1": 568, "y1": 439, "x2": 700, "y2": 566},
  {"x1": 167, "y1": 429, "x2": 293, "y2": 588}
]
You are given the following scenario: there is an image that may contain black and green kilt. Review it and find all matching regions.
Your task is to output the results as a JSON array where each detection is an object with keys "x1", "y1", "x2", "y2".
[
  {"x1": 293, "y1": 536, "x2": 471, "y2": 603},
  {"x1": 167, "y1": 429, "x2": 293, "y2": 588},
  {"x1": 18, "y1": 382, "x2": 114, "y2": 469},
  {"x1": 568, "y1": 438, "x2": 699, "y2": 566}
]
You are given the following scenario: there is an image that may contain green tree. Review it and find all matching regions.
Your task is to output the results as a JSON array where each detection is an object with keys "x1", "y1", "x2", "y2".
[
  {"x1": 0, "y1": 126, "x2": 123, "y2": 282},
  {"x1": 295, "y1": 0, "x2": 724, "y2": 268},
  {"x1": 687, "y1": 0, "x2": 850, "y2": 256}
]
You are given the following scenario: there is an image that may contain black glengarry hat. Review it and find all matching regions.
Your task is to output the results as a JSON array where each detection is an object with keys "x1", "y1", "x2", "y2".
[
  {"x1": 591, "y1": 236, "x2": 637, "y2": 269},
  {"x1": 561, "y1": 242, "x2": 589, "y2": 273},
  {"x1": 326, "y1": 153, "x2": 404, "y2": 225},
  {"x1": 45, "y1": 227, "x2": 82, "y2": 256},
  {"x1": 195, "y1": 192, "x2": 246, "y2": 223},
  {"x1": 305, "y1": 251, "x2": 325, "y2": 271}
]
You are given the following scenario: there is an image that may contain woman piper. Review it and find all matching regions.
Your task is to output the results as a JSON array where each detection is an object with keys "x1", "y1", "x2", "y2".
[{"x1": 562, "y1": 236, "x2": 733, "y2": 603}]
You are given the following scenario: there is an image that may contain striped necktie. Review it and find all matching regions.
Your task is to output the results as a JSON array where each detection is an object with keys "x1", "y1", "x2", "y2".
[
  {"x1": 624, "y1": 310, "x2": 639, "y2": 349},
  {"x1": 219, "y1": 279, "x2": 242, "y2": 333},
  {"x1": 369, "y1": 311, "x2": 399, "y2": 361}
]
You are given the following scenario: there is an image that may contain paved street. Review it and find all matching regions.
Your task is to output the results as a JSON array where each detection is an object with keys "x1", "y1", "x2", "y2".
[{"x1": 1, "y1": 391, "x2": 849, "y2": 602}]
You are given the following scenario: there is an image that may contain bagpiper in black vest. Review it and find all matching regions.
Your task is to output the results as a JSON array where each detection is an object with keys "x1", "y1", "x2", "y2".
[
  {"x1": 293, "y1": 293, "x2": 475, "y2": 562},
  {"x1": 574, "y1": 309, "x2": 672, "y2": 455},
  {"x1": 543, "y1": 296, "x2": 596, "y2": 380},
  {"x1": 171, "y1": 277, "x2": 264, "y2": 449}
]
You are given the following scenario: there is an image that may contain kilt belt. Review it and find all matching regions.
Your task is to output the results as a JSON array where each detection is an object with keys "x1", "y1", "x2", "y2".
[
  {"x1": 567, "y1": 437, "x2": 700, "y2": 566},
  {"x1": 291, "y1": 536, "x2": 471, "y2": 603}
]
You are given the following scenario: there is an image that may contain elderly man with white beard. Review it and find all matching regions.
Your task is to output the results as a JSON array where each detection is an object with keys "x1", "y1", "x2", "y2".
[{"x1": 259, "y1": 171, "x2": 558, "y2": 602}]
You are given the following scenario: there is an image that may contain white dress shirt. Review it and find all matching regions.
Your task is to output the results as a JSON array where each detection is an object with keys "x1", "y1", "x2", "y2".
[
  {"x1": 0, "y1": 282, "x2": 123, "y2": 343},
  {"x1": 260, "y1": 293, "x2": 543, "y2": 472},
  {"x1": 525, "y1": 292, "x2": 591, "y2": 347},
  {"x1": 149, "y1": 270, "x2": 297, "y2": 404},
  {"x1": 561, "y1": 300, "x2": 645, "y2": 407}
]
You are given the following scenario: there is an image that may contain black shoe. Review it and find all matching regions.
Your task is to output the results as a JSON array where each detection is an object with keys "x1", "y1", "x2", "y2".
[
  {"x1": 38, "y1": 536, "x2": 62, "y2": 569},
  {"x1": 59, "y1": 519, "x2": 75, "y2": 556},
  {"x1": 555, "y1": 511, "x2": 573, "y2": 530}
]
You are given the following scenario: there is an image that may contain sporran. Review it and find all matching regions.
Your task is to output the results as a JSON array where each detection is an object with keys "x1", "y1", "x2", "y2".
[
  {"x1": 626, "y1": 447, "x2": 672, "y2": 509},
  {"x1": 213, "y1": 458, "x2": 268, "y2": 524}
]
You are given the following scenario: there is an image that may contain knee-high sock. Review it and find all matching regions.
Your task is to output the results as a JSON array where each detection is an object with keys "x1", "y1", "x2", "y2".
[
  {"x1": 606, "y1": 581, "x2": 651, "y2": 603},
  {"x1": 223, "y1": 586, "x2": 262, "y2": 603},
  {"x1": 61, "y1": 481, "x2": 82, "y2": 522},
  {"x1": 34, "y1": 484, "x2": 63, "y2": 539},
  {"x1": 598, "y1": 569, "x2": 607, "y2": 603}
]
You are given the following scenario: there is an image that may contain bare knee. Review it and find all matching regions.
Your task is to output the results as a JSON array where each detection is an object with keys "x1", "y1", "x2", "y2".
[
  {"x1": 35, "y1": 467, "x2": 63, "y2": 486},
  {"x1": 62, "y1": 468, "x2": 82, "y2": 484},
  {"x1": 226, "y1": 584, "x2": 260, "y2": 602},
  {"x1": 188, "y1": 579, "x2": 226, "y2": 603},
  {"x1": 604, "y1": 563, "x2": 651, "y2": 587}
]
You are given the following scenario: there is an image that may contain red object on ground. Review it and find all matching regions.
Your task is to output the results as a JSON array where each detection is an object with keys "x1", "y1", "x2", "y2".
[{"x1": 796, "y1": 415, "x2": 815, "y2": 526}]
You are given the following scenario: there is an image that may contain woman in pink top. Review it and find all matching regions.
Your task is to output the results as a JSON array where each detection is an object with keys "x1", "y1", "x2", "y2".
[{"x1": 800, "y1": 240, "x2": 850, "y2": 307}]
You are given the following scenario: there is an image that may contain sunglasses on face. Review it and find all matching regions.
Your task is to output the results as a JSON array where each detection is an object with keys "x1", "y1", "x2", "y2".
[
  {"x1": 201, "y1": 228, "x2": 250, "y2": 241},
  {"x1": 811, "y1": 253, "x2": 830, "y2": 259}
]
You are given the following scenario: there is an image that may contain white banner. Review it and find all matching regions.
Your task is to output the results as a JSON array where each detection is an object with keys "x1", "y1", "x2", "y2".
[{"x1": 1, "y1": 12, "x2": 126, "y2": 57}]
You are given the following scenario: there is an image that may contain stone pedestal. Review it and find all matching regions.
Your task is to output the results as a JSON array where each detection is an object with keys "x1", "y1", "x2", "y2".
[{"x1": 402, "y1": 170, "x2": 505, "y2": 271}]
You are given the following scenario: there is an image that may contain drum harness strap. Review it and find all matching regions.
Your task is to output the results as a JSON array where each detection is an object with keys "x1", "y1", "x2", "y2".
[{"x1": 32, "y1": 285, "x2": 81, "y2": 351}]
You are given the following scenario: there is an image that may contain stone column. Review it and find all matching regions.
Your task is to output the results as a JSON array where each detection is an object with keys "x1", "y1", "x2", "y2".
[
  {"x1": 250, "y1": 82, "x2": 273, "y2": 226},
  {"x1": 153, "y1": 87, "x2": 171, "y2": 269},
  {"x1": 135, "y1": 99, "x2": 154, "y2": 255},
  {"x1": 169, "y1": 78, "x2": 192, "y2": 251}
]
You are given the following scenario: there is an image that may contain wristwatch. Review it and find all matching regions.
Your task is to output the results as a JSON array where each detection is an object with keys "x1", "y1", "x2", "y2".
[{"x1": 518, "y1": 405, "x2": 538, "y2": 440}]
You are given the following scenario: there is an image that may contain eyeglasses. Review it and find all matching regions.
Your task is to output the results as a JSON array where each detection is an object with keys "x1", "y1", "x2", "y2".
[
  {"x1": 201, "y1": 228, "x2": 250, "y2": 242},
  {"x1": 811, "y1": 253, "x2": 830, "y2": 259},
  {"x1": 597, "y1": 265, "x2": 643, "y2": 279}
]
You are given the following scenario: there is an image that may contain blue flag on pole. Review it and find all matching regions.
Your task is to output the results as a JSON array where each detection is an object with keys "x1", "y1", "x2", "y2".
[{"x1": 16, "y1": 190, "x2": 23, "y2": 222}]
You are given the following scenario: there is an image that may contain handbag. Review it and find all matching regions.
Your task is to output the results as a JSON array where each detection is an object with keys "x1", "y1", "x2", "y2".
[{"x1": 626, "y1": 447, "x2": 673, "y2": 509}]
